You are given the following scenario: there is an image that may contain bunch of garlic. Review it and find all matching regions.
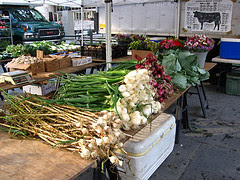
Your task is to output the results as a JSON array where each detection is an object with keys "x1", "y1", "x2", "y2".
[
  {"x1": 76, "y1": 111, "x2": 125, "y2": 166},
  {"x1": 117, "y1": 69, "x2": 161, "y2": 130},
  {"x1": 11, "y1": 55, "x2": 42, "y2": 64}
]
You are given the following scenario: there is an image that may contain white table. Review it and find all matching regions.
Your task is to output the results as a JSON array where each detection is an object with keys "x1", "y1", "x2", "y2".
[{"x1": 212, "y1": 56, "x2": 240, "y2": 64}]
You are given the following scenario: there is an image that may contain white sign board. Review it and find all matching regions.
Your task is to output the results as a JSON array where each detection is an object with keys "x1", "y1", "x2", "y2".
[
  {"x1": 185, "y1": 0, "x2": 233, "y2": 32},
  {"x1": 99, "y1": 1, "x2": 177, "y2": 35}
]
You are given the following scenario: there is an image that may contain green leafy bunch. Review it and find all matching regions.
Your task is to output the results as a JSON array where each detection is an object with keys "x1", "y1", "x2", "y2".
[
  {"x1": 159, "y1": 49, "x2": 209, "y2": 89},
  {"x1": 4, "y1": 41, "x2": 57, "y2": 57}
]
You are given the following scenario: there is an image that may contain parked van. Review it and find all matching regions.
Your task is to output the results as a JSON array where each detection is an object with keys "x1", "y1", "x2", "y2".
[{"x1": 0, "y1": 5, "x2": 65, "y2": 44}]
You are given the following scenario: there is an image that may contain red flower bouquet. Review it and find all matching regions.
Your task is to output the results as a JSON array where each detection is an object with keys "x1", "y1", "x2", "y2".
[{"x1": 159, "y1": 37, "x2": 184, "y2": 50}]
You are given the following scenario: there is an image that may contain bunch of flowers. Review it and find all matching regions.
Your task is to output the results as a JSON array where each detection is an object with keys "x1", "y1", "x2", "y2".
[
  {"x1": 129, "y1": 38, "x2": 160, "y2": 52},
  {"x1": 135, "y1": 54, "x2": 175, "y2": 103},
  {"x1": 184, "y1": 34, "x2": 214, "y2": 52},
  {"x1": 114, "y1": 33, "x2": 132, "y2": 42},
  {"x1": 132, "y1": 34, "x2": 146, "y2": 41},
  {"x1": 159, "y1": 37, "x2": 184, "y2": 51}
]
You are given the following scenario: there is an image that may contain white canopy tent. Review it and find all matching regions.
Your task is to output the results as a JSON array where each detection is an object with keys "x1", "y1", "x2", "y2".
[{"x1": 0, "y1": 0, "x2": 181, "y2": 69}]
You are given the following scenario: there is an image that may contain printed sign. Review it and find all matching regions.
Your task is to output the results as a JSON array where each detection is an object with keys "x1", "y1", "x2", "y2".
[{"x1": 185, "y1": 0, "x2": 233, "y2": 32}]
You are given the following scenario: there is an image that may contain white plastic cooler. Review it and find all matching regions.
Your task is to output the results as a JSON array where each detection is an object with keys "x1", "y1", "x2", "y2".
[{"x1": 118, "y1": 113, "x2": 176, "y2": 180}]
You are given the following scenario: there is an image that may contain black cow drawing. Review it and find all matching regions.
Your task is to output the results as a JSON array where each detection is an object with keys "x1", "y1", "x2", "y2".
[{"x1": 193, "y1": 11, "x2": 221, "y2": 30}]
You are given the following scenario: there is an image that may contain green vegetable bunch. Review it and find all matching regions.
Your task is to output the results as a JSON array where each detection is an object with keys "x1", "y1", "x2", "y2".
[
  {"x1": 5, "y1": 44, "x2": 29, "y2": 57},
  {"x1": 53, "y1": 69, "x2": 132, "y2": 111},
  {"x1": 160, "y1": 49, "x2": 209, "y2": 89},
  {"x1": 4, "y1": 41, "x2": 57, "y2": 57}
]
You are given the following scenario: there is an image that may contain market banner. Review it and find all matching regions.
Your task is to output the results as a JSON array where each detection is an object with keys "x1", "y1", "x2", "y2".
[{"x1": 185, "y1": 0, "x2": 233, "y2": 32}]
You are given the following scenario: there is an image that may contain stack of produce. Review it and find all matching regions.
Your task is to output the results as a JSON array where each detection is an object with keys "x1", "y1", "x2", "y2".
[
  {"x1": 116, "y1": 69, "x2": 161, "y2": 130},
  {"x1": 0, "y1": 93, "x2": 125, "y2": 165},
  {"x1": 52, "y1": 42, "x2": 81, "y2": 52},
  {"x1": 53, "y1": 70, "x2": 131, "y2": 111},
  {"x1": 10, "y1": 55, "x2": 42, "y2": 64},
  {"x1": 160, "y1": 49, "x2": 209, "y2": 89},
  {"x1": 4, "y1": 43, "x2": 57, "y2": 58},
  {"x1": 135, "y1": 54, "x2": 175, "y2": 102},
  {"x1": 4, "y1": 41, "x2": 81, "y2": 58}
]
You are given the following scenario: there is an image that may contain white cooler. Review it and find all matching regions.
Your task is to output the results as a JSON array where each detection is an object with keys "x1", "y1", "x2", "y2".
[{"x1": 118, "y1": 113, "x2": 176, "y2": 180}]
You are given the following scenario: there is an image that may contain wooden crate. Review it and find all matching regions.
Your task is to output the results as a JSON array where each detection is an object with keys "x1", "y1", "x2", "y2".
[
  {"x1": 43, "y1": 58, "x2": 60, "y2": 72},
  {"x1": 50, "y1": 55, "x2": 71, "y2": 69},
  {"x1": 131, "y1": 50, "x2": 153, "y2": 61},
  {"x1": 6, "y1": 62, "x2": 45, "y2": 75}
]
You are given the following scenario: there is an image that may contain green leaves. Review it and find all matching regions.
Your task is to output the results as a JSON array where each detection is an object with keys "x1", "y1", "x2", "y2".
[
  {"x1": 162, "y1": 53, "x2": 181, "y2": 75},
  {"x1": 160, "y1": 49, "x2": 210, "y2": 89}
]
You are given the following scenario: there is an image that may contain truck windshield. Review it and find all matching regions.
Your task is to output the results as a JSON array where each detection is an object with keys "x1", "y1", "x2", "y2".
[{"x1": 11, "y1": 9, "x2": 47, "y2": 22}]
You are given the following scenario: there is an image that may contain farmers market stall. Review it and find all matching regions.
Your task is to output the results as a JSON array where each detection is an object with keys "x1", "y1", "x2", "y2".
[
  {"x1": 0, "y1": 32, "x2": 218, "y2": 179},
  {"x1": 0, "y1": 59, "x2": 216, "y2": 179}
]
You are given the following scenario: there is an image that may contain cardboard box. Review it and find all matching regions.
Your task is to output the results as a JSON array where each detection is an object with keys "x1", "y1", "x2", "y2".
[
  {"x1": 5, "y1": 62, "x2": 45, "y2": 75},
  {"x1": 71, "y1": 56, "x2": 92, "y2": 66},
  {"x1": 23, "y1": 81, "x2": 56, "y2": 96},
  {"x1": 131, "y1": 50, "x2": 153, "y2": 61},
  {"x1": 50, "y1": 55, "x2": 71, "y2": 69},
  {"x1": 43, "y1": 58, "x2": 60, "y2": 72}
]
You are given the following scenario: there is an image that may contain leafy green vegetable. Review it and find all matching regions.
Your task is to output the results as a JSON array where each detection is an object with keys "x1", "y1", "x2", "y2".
[
  {"x1": 171, "y1": 73, "x2": 189, "y2": 90},
  {"x1": 162, "y1": 53, "x2": 181, "y2": 75},
  {"x1": 4, "y1": 41, "x2": 57, "y2": 57},
  {"x1": 159, "y1": 49, "x2": 210, "y2": 89}
]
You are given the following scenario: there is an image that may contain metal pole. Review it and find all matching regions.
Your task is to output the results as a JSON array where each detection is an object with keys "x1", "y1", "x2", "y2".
[
  {"x1": 175, "y1": 0, "x2": 181, "y2": 38},
  {"x1": 81, "y1": 0, "x2": 84, "y2": 46},
  {"x1": 105, "y1": 0, "x2": 112, "y2": 70}
]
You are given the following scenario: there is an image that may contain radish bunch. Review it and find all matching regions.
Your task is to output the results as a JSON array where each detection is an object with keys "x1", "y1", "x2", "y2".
[{"x1": 135, "y1": 53, "x2": 175, "y2": 103}]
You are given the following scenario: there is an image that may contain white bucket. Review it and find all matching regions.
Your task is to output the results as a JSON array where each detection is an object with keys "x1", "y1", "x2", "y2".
[{"x1": 193, "y1": 51, "x2": 208, "y2": 68}]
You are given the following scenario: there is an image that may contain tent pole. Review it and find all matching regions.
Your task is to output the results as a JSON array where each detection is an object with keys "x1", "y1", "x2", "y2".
[
  {"x1": 105, "y1": 0, "x2": 112, "y2": 70},
  {"x1": 81, "y1": 0, "x2": 84, "y2": 46},
  {"x1": 175, "y1": 0, "x2": 181, "y2": 38}
]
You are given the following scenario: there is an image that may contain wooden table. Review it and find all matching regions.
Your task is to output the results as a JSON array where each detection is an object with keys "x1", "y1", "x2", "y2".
[
  {"x1": 0, "y1": 131, "x2": 94, "y2": 180},
  {"x1": 0, "y1": 63, "x2": 101, "y2": 91},
  {"x1": 0, "y1": 61, "x2": 217, "y2": 180}
]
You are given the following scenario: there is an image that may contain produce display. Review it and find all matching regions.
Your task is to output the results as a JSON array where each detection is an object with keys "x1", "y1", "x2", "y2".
[
  {"x1": 0, "y1": 33, "x2": 213, "y2": 168},
  {"x1": 135, "y1": 54, "x2": 174, "y2": 102},
  {"x1": 116, "y1": 69, "x2": 161, "y2": 130},
  {"x1": 10, "y1": 55, "x2": 42, "y2": 64},
  {"x1": 4, "y1": 41, "x2": 80, "y2": 58},
  {"x1": 52, "y1": 41, "x2": 81, "y2": 52},
  {"x1": 4, "y1": 43, "x2": 56, "y2": 58},
  {"x1": 0, "y1": 93, "x2": 125, "y2": 165},
  {"x1": 53, "y1": 69, "x2": 131, "y2": 111},
  {"x1": 160, "y1": 49, "x2": 209, "y2": 89}
]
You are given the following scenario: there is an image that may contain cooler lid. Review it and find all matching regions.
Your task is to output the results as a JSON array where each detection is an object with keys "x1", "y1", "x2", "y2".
[{"x1": 122, "y1": 113, "x2": 175, "y2": 156}]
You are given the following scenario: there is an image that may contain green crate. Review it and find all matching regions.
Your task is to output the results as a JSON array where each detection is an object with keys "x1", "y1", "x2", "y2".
[{"x1": 226, "y1": 73, "x2": 240, "y2": 96}]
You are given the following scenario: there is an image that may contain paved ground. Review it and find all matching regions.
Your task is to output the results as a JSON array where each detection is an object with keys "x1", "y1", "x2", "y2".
[
  {"x1": 77, "y1": 83, "x2": 240, "y2": 180},
  {"x1": 149, "y1": 83, "x2": 240, "y2": 180}
]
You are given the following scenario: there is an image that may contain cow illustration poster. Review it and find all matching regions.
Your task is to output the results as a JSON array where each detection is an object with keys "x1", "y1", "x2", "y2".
[{"x1": 185, "y1": 0, "x2": 233, "y2": 32}]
